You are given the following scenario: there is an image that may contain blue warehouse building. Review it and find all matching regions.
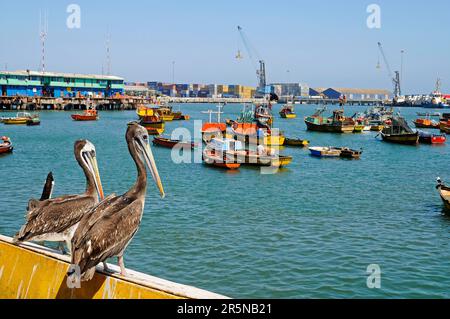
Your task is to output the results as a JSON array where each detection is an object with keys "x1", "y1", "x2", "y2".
[{"x1": 0, "y1": 70, "x2": 125, "y2": 98}]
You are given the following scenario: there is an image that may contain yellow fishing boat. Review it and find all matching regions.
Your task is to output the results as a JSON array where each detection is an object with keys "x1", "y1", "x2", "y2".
[
  {"x1": 0, "y1": 235, "x2": 226, "y2": 299},
  {"x1": 3, "y1": 112, "x2": 34, "y2": 125},
  {"x1": 264, "y1": 134, "x2": 286, "y2": 146},
  {"x1": 353, "y1": 125, "x2": 365, "y2": 133},
  {"x1": 279, "y1": 104, "x2": 297, "y2": 119},
  {"x1": 136, "y1": 106, "x2": 156, "y2": 119},
  {"x1": 156, "y1": 108, "x2": 175, "y2": 121}
]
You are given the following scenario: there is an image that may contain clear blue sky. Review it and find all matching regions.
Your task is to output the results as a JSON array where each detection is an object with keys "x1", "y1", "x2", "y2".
[{"x1": 1, "y1": 0, "x2": 449, "y2": 93}]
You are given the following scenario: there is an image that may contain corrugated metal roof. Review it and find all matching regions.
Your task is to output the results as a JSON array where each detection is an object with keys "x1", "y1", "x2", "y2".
[{"x1": 0, "y1": 70, "x2": 123, "y2": 81}]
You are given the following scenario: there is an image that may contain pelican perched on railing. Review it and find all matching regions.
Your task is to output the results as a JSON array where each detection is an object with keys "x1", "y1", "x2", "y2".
[
  {"x1": 70, "y1": 123, "x2": 164, "y2": 281},
  {"x1": 14, "y1": 140, "x2": 104, "y2": 253}
]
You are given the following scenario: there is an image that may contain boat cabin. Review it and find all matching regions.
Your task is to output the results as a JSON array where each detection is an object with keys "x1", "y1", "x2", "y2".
[{"x1": 209, "y1": 138, "x2": 244, "y2": 152}]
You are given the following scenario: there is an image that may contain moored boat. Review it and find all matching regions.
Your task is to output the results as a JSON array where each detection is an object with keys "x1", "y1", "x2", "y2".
[
  {"x1": 140, "y1": 118, "x2": 165, "y2": 135},
  {"x1": 305, "y1": 108, "x2": 356, "y2": 133},
  {"x1": 418, "y1": 131, "x2": 446, "y2": 144},
  {"x1": 309, "y1": 147, "x2": 342, "y2": 158},
  {"x1": 279, "y1": 104, "x2": 297, "y2": 119},
  {"x1": 71, "y1": 109, "x2": 98, "y2": 121},
  {"x1": 309, "y1": 146, "x2": 362, "y2": 159},
  {"x1": 205, "y1": 138, "x2": 292, "y2": 168},
  {"x1": 229, "y1": 122, "x2": 285, "y2": 146},
  {"x1": 414, "y1": 118, "x2": 439, "y2": 129},
  {"x1": 284, "y1": 138, "x2": 309, "y2": 147},
  {"x1": 153, "y1": 136, "x2": 195, "y2": 149},
  {"x1": 3, "y1": 112, "x2": 38, "y2": 125},
  {"x1": 27, "y1": 117, "x2": 41, "y2": 126},
  {"x1": 436, "y1": 178, "x2": 450, "y2": 212},
  {"x1": 353, "y1": 125, "x2": 365, "y2": 133},
  {"x1": 440, "y1": 120, "x2": 450, "y2": 133},
  {"x1": 156, "y1": 107, "x2": 175, "y2": 121},
  {"x1": 340, "y1": 148, "x2": 363, "y2": 159},
  {"x1": 0, "y1": 136, "x2": 13, "y2": 154},
  {"x1": 380, "y1": 117, "x2": 419, "y2": 145}
]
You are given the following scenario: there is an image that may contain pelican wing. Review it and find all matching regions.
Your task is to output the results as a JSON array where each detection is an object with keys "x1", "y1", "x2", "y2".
[
  {"x1": 16, "y1": 194, "x2": 97, "y2": 242},
  {"x1": 72, "y1": 198, "x2": 144, "y2": 275},
  {"x1": 72, "y1": 194, "x2": 122, "y2": 247}
]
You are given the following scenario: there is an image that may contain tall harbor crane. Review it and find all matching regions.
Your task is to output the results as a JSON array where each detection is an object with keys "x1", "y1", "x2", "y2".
[
  {"x1": 237, "y1": 26, "x2": 267, "y2": 94},
  {"x1": 377, "y1": 42, "x2": 402, "y2": 98}
]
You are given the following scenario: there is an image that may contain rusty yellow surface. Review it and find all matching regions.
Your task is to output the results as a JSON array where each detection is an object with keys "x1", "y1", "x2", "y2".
[{"x1": 0, "y1": 237, "x2": 225, "y2": 299}]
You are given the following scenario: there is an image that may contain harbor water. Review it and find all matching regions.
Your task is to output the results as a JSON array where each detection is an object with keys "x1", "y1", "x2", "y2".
[{"x1": 1, "y1": 104, "x2": 449, "y2": 298}]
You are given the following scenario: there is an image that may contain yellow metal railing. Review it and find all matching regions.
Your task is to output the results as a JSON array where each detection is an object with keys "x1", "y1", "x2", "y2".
[{"x1": 0, "y1": 235, "x2": 227, "y2": 300}]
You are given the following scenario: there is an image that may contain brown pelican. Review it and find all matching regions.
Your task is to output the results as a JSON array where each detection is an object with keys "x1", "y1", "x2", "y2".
[
  {"x1": 14, "y1": 140, "x2": 104, "y2": 253},
  {"x1": 70, "y1": 123, "x2": 164, "y2": 281}
]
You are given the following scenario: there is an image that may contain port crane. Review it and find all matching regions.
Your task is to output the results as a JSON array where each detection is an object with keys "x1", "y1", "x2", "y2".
[
  {"x1": 377, "y1": 42, "x2": 402, "y2": 98},
  {"x1": 236, "y1": 26, "x2": 267, "y2": 94}
]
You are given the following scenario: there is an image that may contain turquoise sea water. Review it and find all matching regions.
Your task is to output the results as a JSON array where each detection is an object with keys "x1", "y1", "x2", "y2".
[{"x1": 1, "y1": 104, "x2": 449, "y2": 299}]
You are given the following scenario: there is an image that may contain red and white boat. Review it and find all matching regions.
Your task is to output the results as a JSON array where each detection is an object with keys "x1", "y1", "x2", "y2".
[
  {"x1": 418, "y1": 131, "x2": 446, "y2": 144},
  {"x1": 71, "y1": 109, "x2": 99, "y2": 121},
  {"x1": 0, "y1": 136, "x2": 13, "y2": 154}
]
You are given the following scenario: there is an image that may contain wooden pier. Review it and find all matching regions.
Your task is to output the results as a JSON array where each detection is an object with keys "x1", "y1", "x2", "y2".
[{"x1": 0, "y1": 96, "x2": 151, "y2": 111}]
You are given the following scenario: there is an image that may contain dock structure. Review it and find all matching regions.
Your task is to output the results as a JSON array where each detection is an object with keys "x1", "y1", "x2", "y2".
[
  {"x1": 0, "y1": 235, "x2": 228, "y2": 299},
  {"x1": 0, "y1": 96, "x2": 150, "y2": 111},
  {"x1": 160, "y1": 97, "x2": 268, "y2": 104},
  {"x1": 277, "y1": 97, "x2": 388, "y2": 106}
]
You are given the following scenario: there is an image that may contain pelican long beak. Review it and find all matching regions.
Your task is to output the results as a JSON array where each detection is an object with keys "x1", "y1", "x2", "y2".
[
  {"x1": 140, "y1": 138, "x2": 165, "y2": 198},
  {"x1": 85, "y1": 152, "x2": 105, "y2": 200}
]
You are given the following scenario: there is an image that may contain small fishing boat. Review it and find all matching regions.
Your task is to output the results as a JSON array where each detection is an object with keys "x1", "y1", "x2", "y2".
[
  {"x1": 418, "y1": 131, "x2": 446, "y2": 144},
  {"x1": 369, "y1": 121, "x2": 385, "y2": 131},
  {"x1": 202, "y1": 105, "x2": 227, "y2": 143},
  {"x1": 140, "y1": 118, "x2": 165, "y2": 136},
  {"x1": 279, "y1": 104, "x2": 297, "y2": 119},
  {"x1": 156, "y1": 107, "x2": 175, "y2": 121},
  {"x1": 153, "y1": 136, "x2": 195, "y2": 149},
  {"x1": 203, "y1": 150, "x2": 241, "y2": 170},
  {"x1": 416, "y1": 112, "x2": 441, "y2": 117},
  {"x1": 305, "y1": 108, "x2": 356, "y2": 133},
  {"x1": 203, "y1": 140, "x2": 241, "y2": 170},
  {"x1": 284, "y1": 138, "x2": 310, "y2": 147},
  {"x1": 309, "y1": 146, "x2": 362, "y2": 159},
  {"x1": 205, "y1": 138, "x2": 292, "y2": 168},
  {"x1": 0, "y1": 136, "x2": 13, "y2": 154},
  {"x1": 27, "y1": 117, "x2": 41, "y2": 126},
  {"x1": 340, "y1": 148, "x2": 363, "y2": 159},
  {"x1": 353, "y1": 125, "x2": 365, "y2": 133},
  {"x1": 309, "y1": 147, "x2": 342, "y2": 158},
  {"x1": 71, "y1": 109, "x2": 98, "y2": 121},
  {"x1": 229, "y1": 123, "x2": 286, "y2": 146},
  {"x1": 436, "y1": 178, "x2": 450, "y2": 212},
  {"x1": 3, "y1": 112, "x2": 37, "y2": 125},
  {"x1": 440, "y1": 120, "x2": 450, "y2": 133},
  {"x1": 414, "y1": 118, "x2": 440, "y2": 129},
  {"x1": 380, "y1": 117, "x2": 419, "y2": 145}
]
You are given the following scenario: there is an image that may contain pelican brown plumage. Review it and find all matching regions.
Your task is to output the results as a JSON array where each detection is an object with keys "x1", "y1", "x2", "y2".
[
  {"x1": 14, "y1": 140, "x2": 104, "y2": 253},
  {"x1": 70, "y1": 123, "x2": 164, "y2": 281}
]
